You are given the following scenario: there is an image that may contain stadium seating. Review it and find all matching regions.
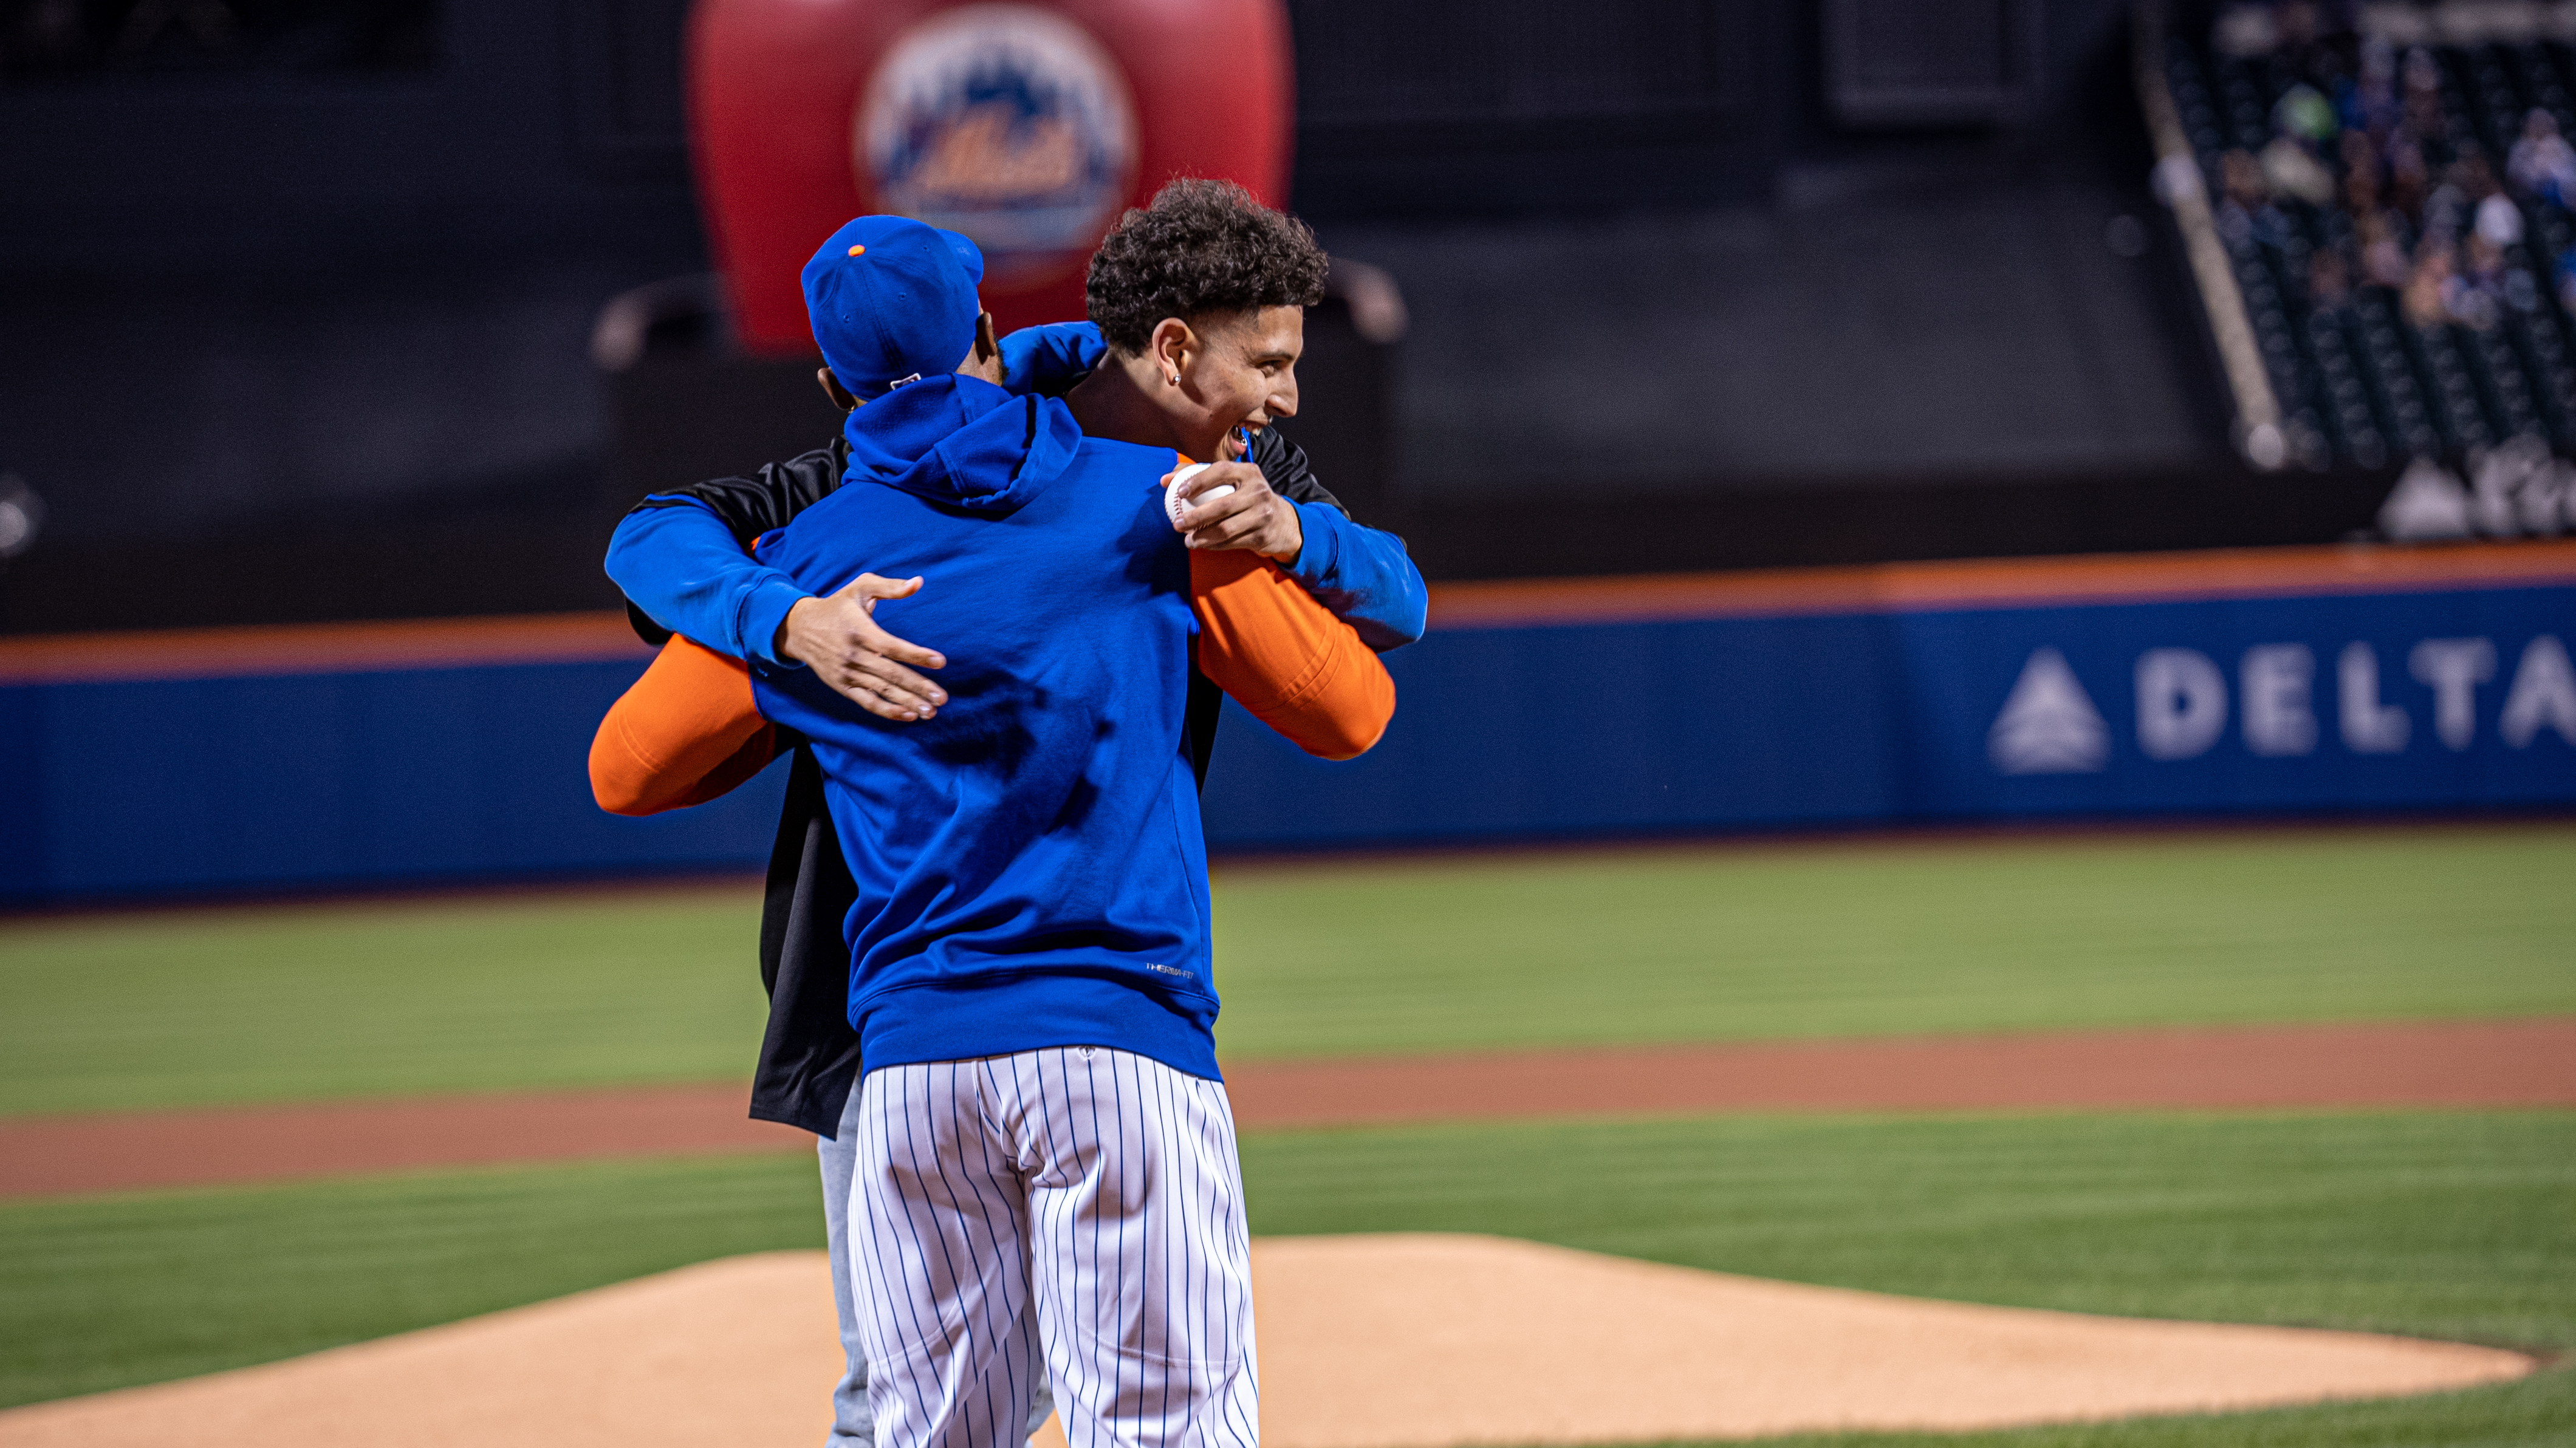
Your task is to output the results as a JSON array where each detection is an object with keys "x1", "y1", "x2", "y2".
[{"x1": 2162, "y1": 3, "x2": 2576, "y2": 470}]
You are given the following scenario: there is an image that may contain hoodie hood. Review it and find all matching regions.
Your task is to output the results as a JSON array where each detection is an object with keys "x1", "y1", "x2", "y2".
[{"x1": 840, "y1": 374, "x2": 1083, "y2": 516}]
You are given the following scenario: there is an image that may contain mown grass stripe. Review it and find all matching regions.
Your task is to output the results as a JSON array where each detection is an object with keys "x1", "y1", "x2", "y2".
[
  {"x1": 4, "y1": 1110, "x2": 2569, "y2": 1448},
  {"x1": 5, "y1": 824, "x2": 2573, "y2": 1118}
]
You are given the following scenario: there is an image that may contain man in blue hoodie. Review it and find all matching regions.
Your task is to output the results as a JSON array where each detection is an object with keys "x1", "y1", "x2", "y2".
[
  {"x1": 607, "y1": 203, "x2": 1421, "y2": 1448},
  {"x1": 749, "y1": 183, "x2": 1333, "y2": 1448}
]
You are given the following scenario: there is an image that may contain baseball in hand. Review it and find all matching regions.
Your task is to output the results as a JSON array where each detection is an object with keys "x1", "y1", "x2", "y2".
[{"x1": 1165, "y1": 463, "x2": 1235, "y2": 526}]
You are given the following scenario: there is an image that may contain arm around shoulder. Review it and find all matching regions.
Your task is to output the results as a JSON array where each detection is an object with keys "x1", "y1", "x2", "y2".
[
  {"x1": 1189, "y1": 552, "x2": 1395, "y2": 760},
  {"x1": 591, "y1": 637, "x2": 781, "y2": 814},
  {"x1": 1283, "y1": 501, "x2": 1429, "y2": 652},
  {"x1": 606, "y1": 497, "x2": 811, "y2": 666}
]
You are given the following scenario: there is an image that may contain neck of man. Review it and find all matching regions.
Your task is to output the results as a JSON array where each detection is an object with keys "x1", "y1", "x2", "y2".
[{"x1": 1064, "y1": 350, "x2": 1211, "y2": 460}]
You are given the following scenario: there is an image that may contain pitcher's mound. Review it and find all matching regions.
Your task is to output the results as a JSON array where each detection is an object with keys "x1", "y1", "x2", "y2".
[
  {"x1": 1252, "y1": 1234, "x2": 2529, "y2": 1445},
  {"x1": 0, "y1": 1235, "x2": 2531, "y2": 1448}
]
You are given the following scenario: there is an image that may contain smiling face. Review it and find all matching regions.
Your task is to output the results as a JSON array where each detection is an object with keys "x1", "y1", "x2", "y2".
[{"x1": 1160, "y1": 305, "x2": 1303, "y2": 462}]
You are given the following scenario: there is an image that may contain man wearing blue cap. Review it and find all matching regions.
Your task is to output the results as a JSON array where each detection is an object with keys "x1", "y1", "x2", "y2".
[
  {"x1": 804, "y1": 214, "x2": 1001, "y2": 405},
  {"x1": 610, "y1": 220, "x2": 1419, "y2": 728},
  {"x1": 695, "y1": 183, "x2": 1338, "y2": 1448},
  {"x1": 606, "y1": 197, "x2": 1419, "y2": 1448},
  {"x1": 799, "y1": 214, "x2": 1084, "y2": 1448}
]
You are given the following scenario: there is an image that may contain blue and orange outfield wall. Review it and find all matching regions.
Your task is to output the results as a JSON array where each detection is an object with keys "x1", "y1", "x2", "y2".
[
  {"x1": 0, "y1": 616, "x2": 789, "y2": 904},
  {"x1": 4, "y1": 541, "x2": 2574, "y2": 904}
]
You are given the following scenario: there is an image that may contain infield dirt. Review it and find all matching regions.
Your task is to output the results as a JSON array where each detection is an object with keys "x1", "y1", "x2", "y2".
[
  {"x1": 0, "y1": 1236, "x2": 2530, "y2": 1448},
  {"x1": 6, "y1": 1017, "x2": 2572, "y2": 1198}
]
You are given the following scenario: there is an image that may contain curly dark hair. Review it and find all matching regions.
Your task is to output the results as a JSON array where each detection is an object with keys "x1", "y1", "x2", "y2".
[{"x1": 1085, "y1": 179, "x2": 1329, "y2": 353}]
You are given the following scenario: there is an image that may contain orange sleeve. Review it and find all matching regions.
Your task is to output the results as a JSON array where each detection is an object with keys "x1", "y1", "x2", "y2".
[
  {"x1": 1190, "y1": 551, "x2": 1396, "y2": 760},
  {"x1": 589, "y1": 637, "x2": 781, "y2": 816}
]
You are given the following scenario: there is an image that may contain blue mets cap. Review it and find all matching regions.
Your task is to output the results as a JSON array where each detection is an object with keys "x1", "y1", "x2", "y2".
[{"x1": 800, "y1": 216, "x2": 987, "y2": 399}]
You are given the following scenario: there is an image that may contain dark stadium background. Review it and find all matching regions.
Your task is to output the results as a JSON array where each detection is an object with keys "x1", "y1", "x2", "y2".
[
  {"x1": 1, "y1": 10, "x2": 2571, "y2": 1447},
  {"x1": 0, "y1": 0, "x2": 2317, "y2": 635}
]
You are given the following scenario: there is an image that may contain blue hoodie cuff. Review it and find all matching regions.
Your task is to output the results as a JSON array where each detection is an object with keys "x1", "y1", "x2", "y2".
[
  {"x1": 1285, "y1": 499, "x2": 1343, "y2": 584},
  {"x1": 739, "y1": 578, "x2": 812, "y2": 667}
]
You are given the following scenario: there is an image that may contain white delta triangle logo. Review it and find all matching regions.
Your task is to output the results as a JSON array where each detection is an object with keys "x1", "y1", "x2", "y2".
[
  {"x1": 1982, "y1": 636, "x2": 2576, "y2": 776},
  {"x1": 1987, "y1": 647, "x2": 2111, "y2": 774}
]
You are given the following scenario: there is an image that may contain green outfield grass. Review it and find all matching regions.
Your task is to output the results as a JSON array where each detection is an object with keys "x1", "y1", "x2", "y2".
[
  {"x1": 4, "y1": 824, "x2": 2572, "y2": 1116},
  {"x1": 0, "y1": 1153, "x2": 824, "y2": 1409},
  {"x1": 1207, "y1": 824, "x2": 2576, "y2": 1059},
  {"x1": 4, "y1": 1110, "x2": 2570, "y2": 1448},
  {"x1": 0, "y1": 890, "x2": 773, "y2": 1116}
]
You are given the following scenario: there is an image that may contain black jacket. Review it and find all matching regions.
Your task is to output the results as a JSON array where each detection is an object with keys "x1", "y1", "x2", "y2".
[{"x1": 621, "y1": 426, "x2": 1352, "y2": 1134}]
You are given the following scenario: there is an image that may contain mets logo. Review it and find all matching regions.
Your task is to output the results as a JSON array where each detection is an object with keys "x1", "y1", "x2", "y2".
[{"x1": 857, "y1": 4, "x2": 1138, "y2": 286}]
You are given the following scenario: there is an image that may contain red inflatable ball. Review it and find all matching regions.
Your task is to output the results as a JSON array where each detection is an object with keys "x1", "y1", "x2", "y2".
[{"x1": 690, "y1": 0, "x2": 1292, "y2": 350}]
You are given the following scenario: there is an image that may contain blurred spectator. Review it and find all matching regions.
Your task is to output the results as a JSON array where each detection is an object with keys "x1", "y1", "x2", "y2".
[
  {"x1": 2476, "y1": 190, "x2": 2525, "y2": 250},
  {"x1": 2507, "y1": 110, "x2": 2576, "y2": 208},
  {"x1": 2505, "y1": 257, "x2": 2544, "y2": 315},
  {"x1": 2263, "y1": 133, "x2": 2338, "y2": 204},
  {"x1": 2454, "y1": 151, "x2": 2499, "y2": 202},
  {"x1": 2555, "y1": 244, "x2": 2576, "y2": 316},
  {"x1": 2389, "y1": 137, "x2": 2430, "y2": 222},
  {"x1": 2360, "y1": 211, "x2": 2413, "y2": 287},
  {"x1": 2348, "y1": 36, "x2": 2403, "y2": 138},
  {"x1": 2221, "y1": 149, "x2": 2269, "y2": 211},
  {"x1": 2309, "y1": 246, "x2": 2353, "y2": 312},
  {"x1": 2341, "y1": 130, "x2": 2383, "y2": 213},
  {"x1": 2275, "y1": 0, "x2": 2320, "y2": 53},
  {"x1": 2402, "y1": 47, "x2": 2446, "y2": 136},
  {"x1": 0, "y1": 476, "x2": 41, "y2": 562},
  {"x1": 2403, "y1": 240, "x2": 2453, "y2": 327},
  {"x1": 2465, "y1": 230, "x2": 2507, "y2": 285},
  {"x1": 2273, "y1": 83, "x2": 2340, "y2": 146},
  {"x1": 2422, "y1": 149, "x2": 2493, "y2": 242},
  {"x1": 2216, "y1": 149, "x2": 2283, "y2": 247},
  {"x1": 2448, "y1": 237, "x2": 2501, "y2": 329},
  {"x1": 2213, "y1": 5, "x2": 2278, "y2": 58}
]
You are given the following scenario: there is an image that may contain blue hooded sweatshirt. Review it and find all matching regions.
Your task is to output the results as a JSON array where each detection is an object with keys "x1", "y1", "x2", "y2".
[{"x1": 748, "y1": 374, "x2": 1221, "y2": 1081}]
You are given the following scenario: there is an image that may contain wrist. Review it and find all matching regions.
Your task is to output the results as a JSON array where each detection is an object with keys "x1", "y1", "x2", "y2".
[
  {"x1": 1283, "y1": 499, "x2": 1346, "y2": 582},
  {"x1": 1264, "y1": 502, "x2": 1305, "y2": 565},
  {"x1": 758, "y1": 587, "x2": 818, "y2": 668}
]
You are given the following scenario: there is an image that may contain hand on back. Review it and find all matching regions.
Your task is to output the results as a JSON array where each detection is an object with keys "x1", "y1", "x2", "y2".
[{"x1": 776, "y1": 574, "x2": 948, "y2": 722}]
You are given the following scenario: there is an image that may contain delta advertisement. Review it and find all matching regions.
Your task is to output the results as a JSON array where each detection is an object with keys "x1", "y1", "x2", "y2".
[
  {"x1": 1900, "y1": 588, "x2": 2576, "y2": 816},
  {"x1": 1199, "y1": 578, "x2": 2576, "y2": 849},
  {"x1": 2, "y1": 572, "x2": 2571, "y2": 900}
]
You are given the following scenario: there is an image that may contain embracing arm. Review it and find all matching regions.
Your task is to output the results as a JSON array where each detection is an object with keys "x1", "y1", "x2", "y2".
[
  {"x1": 999, "y1": 325, "x2": 1429, "y2": 652},
  {"x1": 590, "y1": 573, "x2": 938, "y2": 814},
  {"x1": 607, "y1": 445, "x2": 947, "y2": 720},
  {"x1": 1186, "y1": 427, "x2": 1429, "y2": 653},
  {"x1": 1190, "y1": 552, "x2": 1395, "y2": 760},
  {"x1": 594, "y1": 555, "x2": 1394, "y2": 818},
  {"x1": 590, "y1": 638, "x2": 778, "y2": 816},
  {"x1": 999, "y1": 321, "x2": 1108, "y2": 397},
  {"x1": 606, "y1": 446, "x2": 844, "y2": 662},
  {"x1": 611, "y1": 325, "x2": 1105, "y2": 647},
  {"x1": 1279, "y1": 499, "x2": 1428, "y2": 653},
  {"x1": 608, "y1": 498, "x2": 814, "y2": 666},
  {"x1": 603, "y1": 330, "x2": 1104, "y2": 708}
]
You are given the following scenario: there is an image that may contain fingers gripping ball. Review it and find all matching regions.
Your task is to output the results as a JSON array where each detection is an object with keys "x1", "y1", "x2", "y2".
[{"x1": 1166, "y1": 463, "x2": 1235, "y2": 527}]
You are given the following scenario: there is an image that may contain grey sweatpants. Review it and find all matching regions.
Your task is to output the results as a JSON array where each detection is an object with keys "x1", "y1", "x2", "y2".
[{"x1": 824, "y1": 1080, "x2": 1058, "y2": 1447}]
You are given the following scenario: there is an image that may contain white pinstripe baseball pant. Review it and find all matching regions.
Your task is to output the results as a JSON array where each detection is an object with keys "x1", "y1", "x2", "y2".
[
  {"x1": 851, "y1": 1046, "x2": 1259, "y2": 1448},
  {"x1": 822, "y1": 1083, "x2": 1055, "y2": 1447}
]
